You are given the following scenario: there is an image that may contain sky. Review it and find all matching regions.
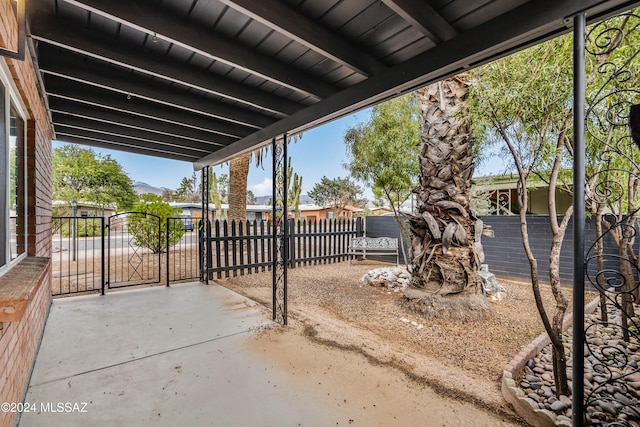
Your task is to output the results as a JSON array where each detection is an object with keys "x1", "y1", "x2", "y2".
[{"x1": 52, "y1": 109, "x2": 504, "y2": 201}]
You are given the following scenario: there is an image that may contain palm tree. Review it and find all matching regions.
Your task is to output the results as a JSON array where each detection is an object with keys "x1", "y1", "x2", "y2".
[
  {"x1": 227, "y1": 155, "x2": 251, "y2": 222},
  {"x1": 227, "y1": 136, "x2": 301, "y2": 223},
  {"x1": 405, "y1": 77, "x2": 490, "y2": 317}
]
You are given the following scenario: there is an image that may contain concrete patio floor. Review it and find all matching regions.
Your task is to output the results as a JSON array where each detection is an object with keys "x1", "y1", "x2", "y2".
[{"x1": 18, "y1": 282, "x2": 360, "y2": 427}]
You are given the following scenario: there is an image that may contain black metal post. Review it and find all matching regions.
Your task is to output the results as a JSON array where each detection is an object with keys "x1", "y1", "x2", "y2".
[
  {"x1": 572, "y1": 12, "x2": 586, "y2": 427},
  {"x1": 71, "y1": 200, "x2": 77, "y2": 261},
  {"x1": 106, "y1": 216, "x2": 111, "y2": 290},
  {"x1": 100, "y1": 217, "x2": 105, "y2": 295},
  {"x1": 201, "y1": 167, "x2": 212, "y2": 284},
  {"x1": 272, "y1": 135, "x2": 288, "y2": 325},
  {"x1": 166, "y1": 217, "x2": 170, "y2": 287},
  {"x1": 356, "y1": 216, "x2": 364, "y2": 237},
  {"x1": 283, "y1": 134, "x2": 288, "y2": 324},
  {"x1": 199, "y1": 168, "x2": 205, "y2": 281},
  {"x1": 272, "y1": 140, "x2": 277, "y2": 320}
]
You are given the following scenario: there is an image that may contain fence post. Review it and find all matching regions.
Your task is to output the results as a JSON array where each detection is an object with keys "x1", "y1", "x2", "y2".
[
  {"x1": 166, "y1": 218, "x2": 170, "y2": 287},
  {"x1": 198, "y1": 219, "x2": 203, "y2": 281},
  {"x1": 207, "y1": 219, "x2": 213, "y2": 282},
  {"x1": 356, "y1": 217, "x2": 364, "y2": 237},
  {"x1": 101, "y1": 217, "x2": 106, "y2": 295},
  {"x1": 288, "y1": 218, "x2": 296, "y2": 268}
]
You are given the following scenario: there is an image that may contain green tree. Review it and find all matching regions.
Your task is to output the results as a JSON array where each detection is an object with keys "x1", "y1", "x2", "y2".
[
  {"x1": 246, "y1": 189, "x2": 256, "y2": 205},
  {"x1": 468, "y1": 34, "x2": 577, "y2": 397},
  {"x1": 465, "y1": 12, "x2": 640, "y2": 394},
  {"x1": 53, "y1": 145, "x2": 137, "y2": 211},
  {"x1": 308, "y1": 176, "x2": 364, "y2": 217},
  {"x1": 162, "y1": 188, "x2": 175, "y2": 202},
  {"x1": 128, "y1": 200, "x2": 184, "y2": 253},
  {"x1": 344, "y1": 93, "x2": 420, "y2": 263},
  {"x1": 140, "y1": 193, "x2": 162, "y2": 203},
  {"x1": 174, "y1": 173, "x2": 199, "y2": 202},
  {"x1": 344, "y1": 93, "x2": 420, "y2": 216}
]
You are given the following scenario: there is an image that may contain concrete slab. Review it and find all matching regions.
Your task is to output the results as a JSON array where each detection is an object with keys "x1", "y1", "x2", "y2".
[
  {"x1": 19, "y1": 282, "x2": 350, "y2": 426},
  {"x1": 18, "y1": 281, "x2": 518, "y2": 427}
]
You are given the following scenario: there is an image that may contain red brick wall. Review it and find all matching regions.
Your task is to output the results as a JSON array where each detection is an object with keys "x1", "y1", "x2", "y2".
[{"x1": 1, "y1": 1, "x2": 54, "y2": 426}]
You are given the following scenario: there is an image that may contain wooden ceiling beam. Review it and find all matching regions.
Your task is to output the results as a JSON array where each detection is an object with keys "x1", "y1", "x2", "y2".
[
  {"x1": 382, "y1": 0, "x2": 458, "y2": 43},
  {"x1": 220, "y1": 0, "x2": 388, "y2": 76},
  {"x1": 56, "y1": 0, "x2": 339, "y2": 100},
  {"x1": 29, "y1": 10, "x2": 300, "y2": 117}
]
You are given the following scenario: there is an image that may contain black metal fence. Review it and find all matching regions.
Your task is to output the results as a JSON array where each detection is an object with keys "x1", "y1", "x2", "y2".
[
  {"x1": 51, "y1": 216, "x2": 363, "y2": 296},
  {"x1": 205, "y1": 217, "x2": 362, "y2": 278},
  {"x1": 51, "y1": 216, "x2": 201, "y2": 296},
  {"x1": 51, "y1": 216, "x2": 105, "y2": 296}
]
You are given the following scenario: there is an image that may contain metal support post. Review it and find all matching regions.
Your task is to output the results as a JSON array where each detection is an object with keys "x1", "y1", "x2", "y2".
[
  {"x1": 572, "y1": 12, "x2": 586, "y2": 427},
  {"x1": 272, "y1": 135, "x2": 288, "y2": 325}
]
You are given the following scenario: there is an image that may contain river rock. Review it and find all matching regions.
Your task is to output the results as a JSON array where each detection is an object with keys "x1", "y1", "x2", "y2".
[
  {"x1": 559, "y1": 395, "x2": 572, "y2": 407},
  {"x1": 550, "y1": 400, "x2": 568, "y2": 412}
]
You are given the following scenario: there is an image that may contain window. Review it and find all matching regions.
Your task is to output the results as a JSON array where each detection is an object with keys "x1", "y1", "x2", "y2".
[{"x1": 1, "y1": 61, "x2": 27, "y2": 273}]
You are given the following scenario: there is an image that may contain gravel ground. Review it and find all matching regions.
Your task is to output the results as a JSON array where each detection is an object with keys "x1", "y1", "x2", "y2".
[{"x1": 217, "y1": 260, "x2": 594, "y2": 422}]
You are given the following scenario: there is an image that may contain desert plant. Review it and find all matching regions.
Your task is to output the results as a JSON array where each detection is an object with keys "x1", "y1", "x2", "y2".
[{"x1": 128, "y1": 201, "x2": 184, "y2": 253}]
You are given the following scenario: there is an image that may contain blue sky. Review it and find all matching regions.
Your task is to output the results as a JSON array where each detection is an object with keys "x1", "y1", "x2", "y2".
[{"x1": 52, "y1": 109, "x2": 503, "y2": 199}]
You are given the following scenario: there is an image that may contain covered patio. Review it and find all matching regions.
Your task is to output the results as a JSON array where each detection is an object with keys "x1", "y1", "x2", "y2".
[
  {"x1": 1, "y1": 1, "x2": 639, "y2": 426},
  {"x1": 17, "y1": 282, "x2": 513, "y2": 427}
]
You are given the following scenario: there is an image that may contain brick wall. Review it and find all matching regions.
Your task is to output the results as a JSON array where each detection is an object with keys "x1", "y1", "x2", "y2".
[{"x1": 1, "y1": 1, "x2": 54, "y2": 426}]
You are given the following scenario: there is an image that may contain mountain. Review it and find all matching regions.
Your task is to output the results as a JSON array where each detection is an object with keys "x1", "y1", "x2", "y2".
[{"x1": 133, "y1": 181, "x2": 168, "y2": 196}]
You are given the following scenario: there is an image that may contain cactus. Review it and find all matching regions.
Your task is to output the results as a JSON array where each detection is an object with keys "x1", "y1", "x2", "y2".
[
  {"x1": 208, "y1": 169, "x2": 224, "y2": 221},
  {"x1": 276, "y1": 157, "x2": 303, "y2": 223}
]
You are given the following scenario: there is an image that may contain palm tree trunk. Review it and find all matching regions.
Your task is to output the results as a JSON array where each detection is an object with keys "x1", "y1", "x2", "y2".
[
  {"x1": 228, "y1": 155, "x2": 250, "y2": 222},
  {"x1": 404, "y1": 77, "x2": 489, "y2": 318}
]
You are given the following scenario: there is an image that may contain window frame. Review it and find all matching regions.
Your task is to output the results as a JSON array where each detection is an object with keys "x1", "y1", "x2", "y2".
[{"x1": 0, "y1": 57, "x2": 29, "y2": 276}]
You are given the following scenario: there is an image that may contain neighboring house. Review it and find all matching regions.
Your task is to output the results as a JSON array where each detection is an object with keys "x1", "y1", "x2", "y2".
[
  {"x1": 297, "y1": 204, "x2": 360, "y2": 221},
  {"x1": 472, "y1": 174, "x2": 573, "y2": 215},
  {"x1": 52, "y1": 200, "x2": 116, "y2": 219},
  {"x1": 170, "y1": 202, "x2": 272, "y2": 224},
  {"x1": 369, "y1": 207, "x2": 394, "y2": 216}
]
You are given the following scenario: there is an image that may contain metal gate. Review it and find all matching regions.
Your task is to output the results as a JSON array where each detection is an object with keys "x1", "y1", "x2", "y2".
[{"x1": 106, "y1": 212, "x2": 162, "y2": 289}]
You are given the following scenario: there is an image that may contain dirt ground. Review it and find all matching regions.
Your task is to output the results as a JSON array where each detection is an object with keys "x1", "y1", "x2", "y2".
[{"x1": 218, "y1": 260, "x2": 594, "y2": 425}]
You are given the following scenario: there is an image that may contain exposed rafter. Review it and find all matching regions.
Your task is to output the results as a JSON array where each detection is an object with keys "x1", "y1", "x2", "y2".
[
  {"x1": 382, "y1": 0, "x2": 458, "y2": 43},
  {"x1": 51, "y1": 103, "x2": 234, "y2": 147},
  {"x1": 56, "y1": 134, "x2": 200, "y2": 162},
  {"x1": 42, "y1": 63, "x2": 275, "y2": 129},
  {"x1": 219, "y1": 0, "x2": 388, "y2": 77},
  {"x1": 195, "y1": 0, "x2": 631, "y2": 168},
  {"x1": 58, "y1": 0, "x2": 339, "y2": 100},
  {"x1": 29, "y1": 11, "x2": 300, "y2": 117},
  {"x1": 54, "y1": 114, "x2": 221, "y2": 154},
  {"x1": 23, "y1": 0, "x2": 639, "y2": 170},
  {"x1": 44, "y1": 81, "x2": 265, "y2": 138}
]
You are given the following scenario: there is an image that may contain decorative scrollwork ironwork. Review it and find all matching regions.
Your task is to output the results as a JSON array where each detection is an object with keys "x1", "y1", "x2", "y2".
[
  {"x1": 272, "y1": 136, "x2": 288, "y2": 325},
  {"x1": 584, "y1": 11, "x2": 640, "y2": 426}
]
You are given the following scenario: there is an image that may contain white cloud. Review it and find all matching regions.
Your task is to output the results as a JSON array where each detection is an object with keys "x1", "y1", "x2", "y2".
[{"x1": 251, "y1": 178, "x2": 272, "y2": 195}]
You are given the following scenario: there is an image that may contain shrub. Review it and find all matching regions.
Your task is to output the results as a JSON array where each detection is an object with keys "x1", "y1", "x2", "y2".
[{"x1": 128, "y1": 201, "x2": 184, "y2": 253}]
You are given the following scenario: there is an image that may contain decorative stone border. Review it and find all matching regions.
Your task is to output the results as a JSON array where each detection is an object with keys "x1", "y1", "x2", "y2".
[{"x1": 501, "y1": 297, "x2": 601, "y2": 427}]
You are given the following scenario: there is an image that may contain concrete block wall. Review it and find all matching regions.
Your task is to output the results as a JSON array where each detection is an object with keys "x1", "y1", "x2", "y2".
[{"x1": 1, "y1": 1, "x2": 54, "y2": 426}]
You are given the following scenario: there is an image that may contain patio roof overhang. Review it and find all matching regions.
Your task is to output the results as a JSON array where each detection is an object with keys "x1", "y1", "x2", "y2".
[{"x1": 25, "y1": 0, "x2": 640, "y2": 169}]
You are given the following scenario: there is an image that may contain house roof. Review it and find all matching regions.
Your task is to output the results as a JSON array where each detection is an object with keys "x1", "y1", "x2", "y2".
[
  {"x1": 26, "y1": 0, "x2": 639, "y2": 170},
  {"x1": 52, "y1": 200, "x2": 117, "y2": 210},
  {"x1": 473, "y1": 174, "x2": 563, "y2": 191}
]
